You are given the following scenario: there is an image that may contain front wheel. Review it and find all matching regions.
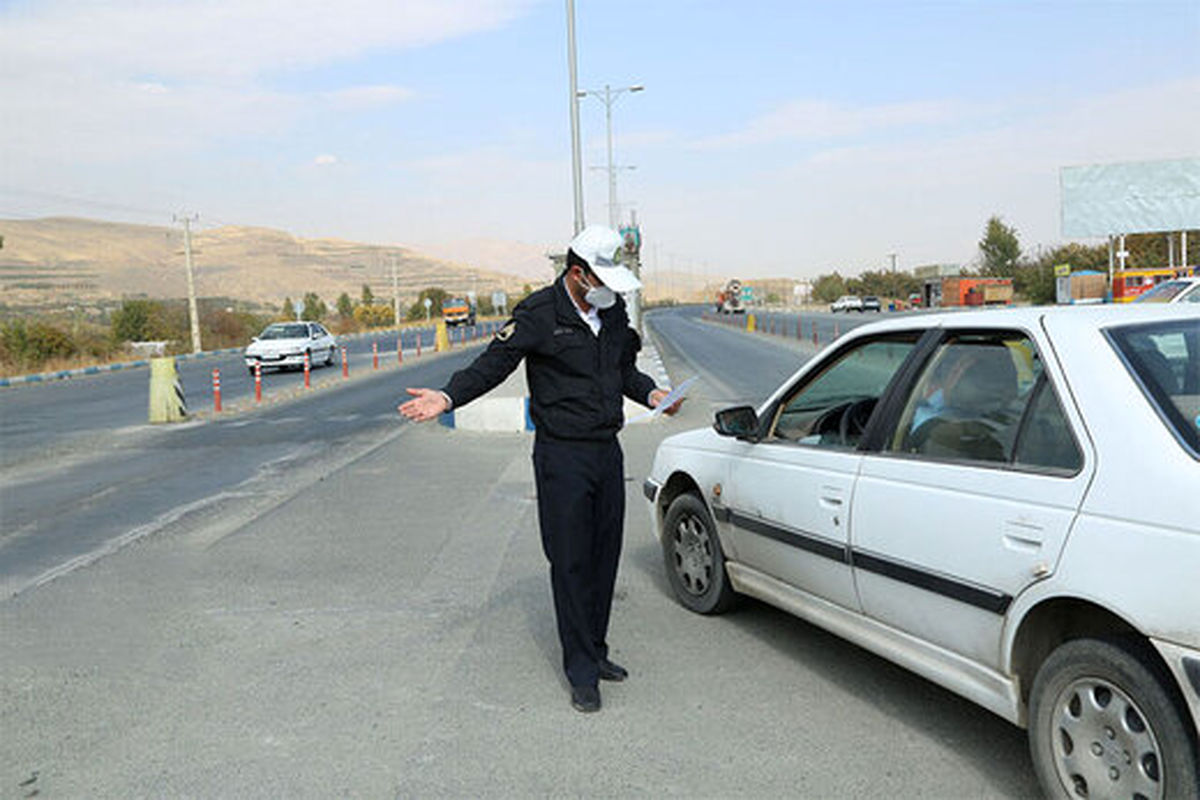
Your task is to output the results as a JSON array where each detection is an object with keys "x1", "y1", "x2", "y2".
[
  {"x1": 324, "y1": 347, "x2": 335, "y2": 366},
  {"x1": 1029, "y1": 638, "x2": 1199, "y2": 800},
  {"x1": 661, "y1": 493, "x2": 736, "y2": 615}
]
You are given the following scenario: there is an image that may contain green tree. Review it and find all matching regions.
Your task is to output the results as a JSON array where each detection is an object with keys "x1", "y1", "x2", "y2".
[
  {"x1": 1, "y1": 320, "x2": 77, "y2": 367},
  {"x1": 280, "y1": 297, "x2": 295, "y2": 320},
  {"x1": 1015, "y1": 241, "x2": 1109, "y2": 305},
  {"x1": 406, "y1": 287, "x2": 450, "y2": 321},
  {"x1": 361, "y1": 284, "x2": 375, "y2": 306},
  {"x1": 979, "y1": 216, "x2": 1022, "y2": 277},
  {"x1": 302, "y1": 292, "x2": 327, "y2": 321},
  {"x1": 354, "y1": 304, "x2": 395, "y2": 328},
  {"x1": 337, "y1": 292, "x2": 354, "y2": 319},
  {"x1": 111, "y1": 299, "x2": 165, "y2": 342},
  {"x1": 811, "y1": 272, "x2": 847, "y2": 303}
]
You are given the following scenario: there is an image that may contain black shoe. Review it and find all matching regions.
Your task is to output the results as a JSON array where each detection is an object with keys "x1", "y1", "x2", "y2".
[
  {"x1": 570, "y1": 684, "x2": 601, "y2": 713},
  {"x1": 598, "y1": 658, "x2": 628, "y2": 682}
]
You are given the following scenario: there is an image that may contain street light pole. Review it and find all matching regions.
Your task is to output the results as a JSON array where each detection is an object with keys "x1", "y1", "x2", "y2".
[
  {"x1": 566, "y1": 0, "x2": 584, "y2": 235},
  {"x1": 578, "y1": 83, "x2": 643, "y2": 229}
]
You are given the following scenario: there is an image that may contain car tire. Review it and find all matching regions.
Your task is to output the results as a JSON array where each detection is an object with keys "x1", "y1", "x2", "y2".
[
  {"x1": 661, "y1": 493, "x2": 737, "y2": 615},
  {"x1": 324, "y1": 347, "x2": 334, "y2": 367},
  {"x1": 247, "y1": 366, "x2": 255, "y2": 376},
  {"x1": 1029, "y1": 638, "x2": 1199, "y2": 800}
]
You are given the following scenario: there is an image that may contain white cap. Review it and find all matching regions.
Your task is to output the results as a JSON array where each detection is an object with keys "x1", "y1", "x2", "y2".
[{"x1": 567, "y1": 225, "x2": 642, "y2": 293}]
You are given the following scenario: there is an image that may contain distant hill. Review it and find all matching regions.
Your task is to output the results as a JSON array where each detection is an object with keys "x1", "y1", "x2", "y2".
[
  {"x1": 413, "y1": 237, "x2": 556, "y2": 283},
  {"x1": 0, "y1": 217, "x2": 540, "y2": 312}
]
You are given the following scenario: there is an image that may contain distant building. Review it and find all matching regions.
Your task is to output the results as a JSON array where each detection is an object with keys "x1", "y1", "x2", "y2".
[{"x1": 912, "y1": 264, "x2": 1012, "y2": 307}]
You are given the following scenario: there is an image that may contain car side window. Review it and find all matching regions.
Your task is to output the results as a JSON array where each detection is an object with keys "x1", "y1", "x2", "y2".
[
  {"x1": 770, "y1": 335, "x2": 918, "y2": 449},
  {"x1": 1013, "y1": 376, "x2": 1083, "y2": 473},
  {"x1": 888, "y1": 331, "x2": 1079, "y2": 471}
]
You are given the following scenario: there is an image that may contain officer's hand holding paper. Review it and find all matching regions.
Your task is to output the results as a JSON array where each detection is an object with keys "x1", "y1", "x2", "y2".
[{"x1": 637, "y1": 376, "x2": 696, "y2": 422}]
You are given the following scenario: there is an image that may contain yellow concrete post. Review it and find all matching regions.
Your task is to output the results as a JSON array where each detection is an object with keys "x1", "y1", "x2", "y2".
[
  {"x1": 148, "y1": 356, "x2": 188, "y2": 423},
  {"x1": 435, "y1": 320, "x2": 451, "y2": 352},
  {"x1": 746, "y1": 313, "x2": 757, "y2": 332}
]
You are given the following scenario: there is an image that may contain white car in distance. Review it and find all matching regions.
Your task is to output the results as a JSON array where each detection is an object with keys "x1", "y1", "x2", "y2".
[
  {"x1": 831, "y1": 295, "x2": 864, "y2": 313},
  {"x1": 645, "y1": 304, "x2": 1200, "y2": 800},
  {"x1": 1136, "y1": 277, "x2": 1200, "y2": 305},
  {"x1": 244, "y1": 321, "x2": 337, "y2": 375}
]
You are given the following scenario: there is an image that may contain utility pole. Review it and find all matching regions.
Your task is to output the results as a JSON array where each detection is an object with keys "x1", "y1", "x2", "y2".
[
  {"x1": 390, "y1": 254, "x2": 400, "y2": 328},
  {"x1": 566, "y1": 0, "x2": 585, "y2": 234},
  {"x1": 888, "y1": 252, "x2": 897, "y2": 273},
  {"x1": 174, "y1": 213, "x2": 202, "y2": 353},
  {"x1": 579, "y1": 83, "x2": 643, "y2": 229}
]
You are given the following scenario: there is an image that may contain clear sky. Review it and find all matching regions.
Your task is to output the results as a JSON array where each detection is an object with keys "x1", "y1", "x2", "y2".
[{"x1": 1, "y1": 0, "x2": 1197, "y2": 279}]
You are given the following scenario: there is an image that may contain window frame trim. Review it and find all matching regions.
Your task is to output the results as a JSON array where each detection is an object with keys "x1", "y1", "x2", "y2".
[{"x1": 872, "y1": 326, "x2": 1087, "y2": 477}]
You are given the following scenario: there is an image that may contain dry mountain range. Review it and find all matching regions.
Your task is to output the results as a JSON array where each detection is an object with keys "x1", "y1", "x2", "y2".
[{"x1": 0, "y1": 217, "x2": 551, "y2": 312}]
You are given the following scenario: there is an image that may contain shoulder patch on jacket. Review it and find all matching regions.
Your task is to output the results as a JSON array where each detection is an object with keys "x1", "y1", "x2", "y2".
[{"x1": 495, "y1": 319, "x2": 517, "y2": 341}]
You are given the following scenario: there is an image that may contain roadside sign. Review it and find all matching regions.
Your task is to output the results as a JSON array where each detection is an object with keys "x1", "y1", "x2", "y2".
[{"x1": 1054, "y1": 263, "x2": 1071, "y2": 278}]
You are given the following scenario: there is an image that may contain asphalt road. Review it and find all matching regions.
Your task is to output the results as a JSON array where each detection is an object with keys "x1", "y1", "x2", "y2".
[
  {"x1": 0, "y1": 305, "x2": 1040, "y2": 798},
  {"x1": 0, "y1": 338, "x2": 489, "y2": 599},
  {"x1": 0, "y1": 321, "x2": 496, "y2": 471}
]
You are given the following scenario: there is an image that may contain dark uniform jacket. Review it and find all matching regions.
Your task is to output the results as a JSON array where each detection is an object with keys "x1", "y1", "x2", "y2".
[{"x1": 442, "y1": 276, "x2": 657, "y2": 442}]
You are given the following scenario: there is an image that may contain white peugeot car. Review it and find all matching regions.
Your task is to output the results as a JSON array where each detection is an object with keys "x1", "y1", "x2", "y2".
[
  {"x1": 644, "y1": 304, "x2": 1199, "y2": 800},
  {"x1": 831, "y1": 294, "x2": 865, "y2": 313},
  {"x1": 1137, "y1": 277, "x2": 1200, "y2": 305},
  {"x1": 244, "y1": 321, "x2": 337, "y2": 374}
]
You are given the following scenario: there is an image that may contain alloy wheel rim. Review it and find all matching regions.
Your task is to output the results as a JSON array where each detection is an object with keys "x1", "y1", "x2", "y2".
[
  {"x1": 1049, "y1": 676, "x2": 1164, "y2": 800},
  {"x1": 671, "y1": 513, "x2": 713, "y2": 596}
]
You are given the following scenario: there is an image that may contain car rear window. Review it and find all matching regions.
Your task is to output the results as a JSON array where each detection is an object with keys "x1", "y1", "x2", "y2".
[{"x1": 1106, "y1": 319, "x2": 1200, "y2": 458}]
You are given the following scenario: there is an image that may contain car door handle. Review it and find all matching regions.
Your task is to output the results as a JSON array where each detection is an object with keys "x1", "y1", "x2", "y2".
[{"x1": 1003, "y1": 519, "x2": 1044, "y2": 552}]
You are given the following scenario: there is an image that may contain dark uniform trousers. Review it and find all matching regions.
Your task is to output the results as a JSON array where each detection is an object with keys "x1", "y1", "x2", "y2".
[{"x1": 532, "y1": 434, "x2": 625, "y2": 690}]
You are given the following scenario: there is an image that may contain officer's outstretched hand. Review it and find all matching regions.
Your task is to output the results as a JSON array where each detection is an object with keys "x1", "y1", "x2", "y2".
[
  {"x1": 398, "y1": 388, "x2": 448, "y2": 422},
  {"x1": 649, "y1": 388, "x2": 684, "y2": 416}
]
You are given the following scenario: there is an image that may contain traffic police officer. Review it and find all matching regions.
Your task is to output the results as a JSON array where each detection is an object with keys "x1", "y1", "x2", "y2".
[{"x1": 398, "y1": 225, "x2": 680, "y2": 713}]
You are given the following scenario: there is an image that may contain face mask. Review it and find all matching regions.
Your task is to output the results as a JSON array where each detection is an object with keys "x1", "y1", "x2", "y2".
[{"x1": 578, "y1": 270, "x2": 617, "y2": 309}]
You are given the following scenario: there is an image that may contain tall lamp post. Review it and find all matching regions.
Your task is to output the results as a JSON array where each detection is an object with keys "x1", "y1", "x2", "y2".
[
  {"x1": 565, "y1": 0, "x2": 584, "y2": 235},
  {"x1": 577, "y1": 83, "x2": 643, "y2": 229}
]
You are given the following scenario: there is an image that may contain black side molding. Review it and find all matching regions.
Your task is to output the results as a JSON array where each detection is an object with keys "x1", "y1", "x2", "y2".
[{"x1": 851, "y1": 550, "x2": 1012, "y2": 615}]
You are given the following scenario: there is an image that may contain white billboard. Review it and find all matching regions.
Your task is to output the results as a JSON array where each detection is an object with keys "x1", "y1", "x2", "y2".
[{"x1": 1060, "y1": 157, "x2": 1200, "y2": 238}]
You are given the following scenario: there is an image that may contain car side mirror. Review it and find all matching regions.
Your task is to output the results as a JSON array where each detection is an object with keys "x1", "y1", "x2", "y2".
[
  {"x1": 714, "y1": 405, "x2": 760, "y2": 441},
  {"x1": 251, "y1": 337, "x2": 259, "y2": 342}
]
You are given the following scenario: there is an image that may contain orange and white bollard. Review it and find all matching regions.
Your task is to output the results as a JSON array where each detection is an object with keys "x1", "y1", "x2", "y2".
[
  {"x1": 304, "y1": 351, "x2": 311, "y2": 389},
  {"x1": 254, "y1": 362, "x2": 262, "y2": 403},
  {"x1": 834, "y1": 322, "x2": 840, "y2": 339},
  {"x1": 212, "y1": 368, "x2": 222, "y2": 413},
  {"x1": 397, "y1": 333, "x2": 403, "y2": 365},
  {"x1": 341, "y1": 346, "x2": 349, "y2": 378},
  {"x1": 812, "y1": 324, "x2": 819, "y2": 346},
  {"x1": 416, "y1": 332, "x2": 422, "y2": 358},
  {"x1": 372, "y1": 341, "x2": 379, "y2": 370}
]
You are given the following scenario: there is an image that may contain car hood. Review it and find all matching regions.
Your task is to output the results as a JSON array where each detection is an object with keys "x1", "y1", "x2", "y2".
[
  {"x1": 246, "y1": 338, "x2": 309, "y2": 354},
  {"x1": 657, "y1": 425, "x2": 726, "y2": 455}
]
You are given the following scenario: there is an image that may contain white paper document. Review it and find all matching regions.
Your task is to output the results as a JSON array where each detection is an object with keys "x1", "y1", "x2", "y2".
[{"x1": 628, "y1": 376, "x2": 698, "y2": 423}]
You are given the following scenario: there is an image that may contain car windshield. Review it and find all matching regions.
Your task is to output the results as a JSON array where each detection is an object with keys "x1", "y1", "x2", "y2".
[
  {"x1": 1135, "y1": 281, "x2": 1195, "y2": 303},
  {"x1": 260, "y1": 324, "x2": 309, "y2": 340},
  {"x1": 1107, "y1": 319, "x2": 1200, "y2": 457}
]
